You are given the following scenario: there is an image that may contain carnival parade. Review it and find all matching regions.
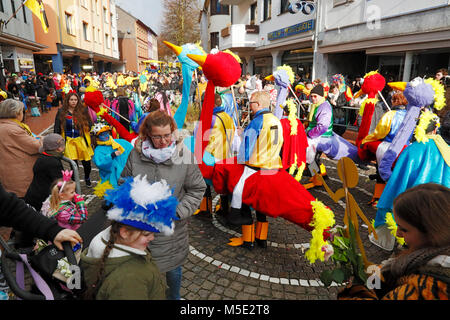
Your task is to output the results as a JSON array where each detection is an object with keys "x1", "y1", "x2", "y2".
[{"x1": 0, "y1": 0, "x2": 449, "y2": 306}]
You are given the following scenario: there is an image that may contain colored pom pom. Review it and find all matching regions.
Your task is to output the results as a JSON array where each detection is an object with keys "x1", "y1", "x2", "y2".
[{"x1": 84, "y1": 90, "x2": 104, "y2": 108}]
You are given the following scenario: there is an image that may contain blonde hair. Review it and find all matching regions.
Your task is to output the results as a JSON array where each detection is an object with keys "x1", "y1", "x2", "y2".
[
  {"x1": 250, "y1": 91, "x2": 271, "y2": 109},
  {"x1": 49, "y1": 179, "x2": 76, "y2": 211}
]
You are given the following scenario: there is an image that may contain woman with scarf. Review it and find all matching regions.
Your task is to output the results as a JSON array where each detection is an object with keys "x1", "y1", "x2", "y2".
[
  {"x1": 0, "y1": 99, "x2": 42, "y2": 198},
  {"x1": 54, "y1": 92, "x2": 94, "y2": 187},
  {"x1": 0, "y1": 99, "x2": 42, "y2": 242},
  {"x1": 120, "y1": 110, "x2": 206, "y2": 300},
  {"x1": 338, "y1": 183, "x2": 450, "y2": 300}
]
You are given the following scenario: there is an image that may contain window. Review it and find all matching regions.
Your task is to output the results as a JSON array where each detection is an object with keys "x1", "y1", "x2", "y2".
[
  {"x1": 0, "y1": 0, "x2": 4, "y2": 13},
  {"x1": 210, "y1": 0, "x2": 229, "y2": 15},
  {"x1": 93, "y1": 26, "x2": 96, "y2": 42},
  {"x1": 80, "y1": 0, "x2": 87, "y2": 8},
  {"x1": 105, "y1": 34, "x2": 110, "y2": 48},
  {"x1": 263, "y1": 0, "x2": 271, "y2": 21},
  {"x1": 280, "y1": 0, "x2": 290, "y2": 14},
  {"x1": 210, "y1": 32, "x2": 219, "y2": 50},
  {"x1": 22, "y1": 4, "x2": 27, "y2": 23},
  {"x1": 98, "y1": 28, "x2": 101, "y2": 43},
  {"x1": 103, "y1": 7, "x2": 107, "y2": 22},
  {"x1": 83, "y1": 22, "x2": 89, "y2": 41},
  {"x1": 250, "y1": 2, "x2": 257, "y2": 25},
  {"x1": 65, "y1": 12, "x2": 74, "y2": 35},
  {"x1": 11, "y1": 0, "x2": 16, "y2": 19}
]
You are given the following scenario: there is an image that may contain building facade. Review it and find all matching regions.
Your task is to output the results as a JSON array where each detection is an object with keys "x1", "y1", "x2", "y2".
[
  {"x1": 32, "y1": 0, "x2": 121, "y2": 74},
  {"x1": 116, "y1": 6, "x2": 157, "y2": 73},
  {"x1": 317, "y1": 0, "x2": 450, "y2": 82},
  {"x1": 0, "y1": 0, "x2": 46, "y2": 80},
  {"x1": 202, "y1": 0, "x2": 449, "y2": 82}
]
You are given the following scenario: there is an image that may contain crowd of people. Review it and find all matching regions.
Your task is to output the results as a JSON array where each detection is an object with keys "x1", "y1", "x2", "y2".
[{"x1": 0, "y1": 58, "x2": 449, "y2": 302}]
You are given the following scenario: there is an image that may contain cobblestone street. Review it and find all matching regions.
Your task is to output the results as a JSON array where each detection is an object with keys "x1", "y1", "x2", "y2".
[{"x1": 76, "y1": 152, "x2": 392, "y2": 300}]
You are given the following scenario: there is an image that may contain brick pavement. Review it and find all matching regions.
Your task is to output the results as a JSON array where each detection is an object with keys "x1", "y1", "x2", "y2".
[
  {"x1": 79, "y1": 156, "x2": 392, "y2": 301},
  {"x1": 6, "y1": 124, "x2": 394, "y2": 301}
]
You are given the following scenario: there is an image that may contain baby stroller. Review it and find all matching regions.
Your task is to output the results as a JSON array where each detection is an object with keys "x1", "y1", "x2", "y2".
[
  {"x1": 0, "y1": 207, "x2": 109, "y2": 301},
  {"x1": 0, "y1": 236, "x2": 83, "y2": 300}
]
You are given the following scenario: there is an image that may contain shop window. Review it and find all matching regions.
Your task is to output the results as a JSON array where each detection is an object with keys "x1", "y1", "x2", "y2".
[
  {"x1": 280, "y1": 0, "x2": 290, "y2": 14},
  {"x1": 210, "y1": 0, "x2": 229, "y2": 15},
  {"x1": 263, "y1": 0, "x2": 271, "y2": 21},
  {"x1": 210, "y1": 32, "x2": 219, "y2": 50},
  {"x1": 250, "y1": 2, "x2": 257, "y2": 25}
]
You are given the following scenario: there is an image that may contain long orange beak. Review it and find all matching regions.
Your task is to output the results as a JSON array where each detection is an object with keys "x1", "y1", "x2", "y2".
[
  {"x1": 264, "y1": 75, "x2": 275, "y2": 81},
  {"x1": 388, "y1": 82, "x2": 407, "y2": 91},
  {"x1": 353, "y1": 89, "x2": 364, "y2": 99},
  {"x1": 187, "y1": 54, "x2": 207, "y2": 67},
  {"x1": 163, "y1": 41, "x2": 182, "y2": 56}
]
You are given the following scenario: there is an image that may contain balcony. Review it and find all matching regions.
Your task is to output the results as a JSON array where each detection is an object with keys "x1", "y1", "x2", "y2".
[
  {"x1": 219, "y1": 24, "x2": 260, "y2": 50},
  {"x1": 219, "y1": 0, "x2": 245, "y2": 5}
]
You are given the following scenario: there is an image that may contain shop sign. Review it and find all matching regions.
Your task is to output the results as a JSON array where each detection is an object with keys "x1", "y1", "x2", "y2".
[
  {"x1": 19, "y1": 59, "x2": 34, "y2": 68},
  {"x1": 254, "y1": 57, "x2": 271, "y2": 66},
  {"x1": 268, "y1": 19, "x2": 314, "y2": 41}
]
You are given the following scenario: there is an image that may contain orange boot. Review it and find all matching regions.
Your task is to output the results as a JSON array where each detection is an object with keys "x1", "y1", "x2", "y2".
[
  {"x1": 228, "y1": 224, "x2": 255, "y2": 249},
  {"x1": 368, "y1": 183, "x2": 386, "y2": 206},
  {"x1": 255, "y1": 221, "x2": 269, "y2": 248},
  {"x1": 194, "y1": 192, "x2": 212, "y2": 216}
]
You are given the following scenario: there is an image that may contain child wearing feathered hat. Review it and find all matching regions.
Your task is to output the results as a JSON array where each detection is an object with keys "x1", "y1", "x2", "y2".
[{"x1": 80, "y1": 176, "x2": 179, "y2": 300}]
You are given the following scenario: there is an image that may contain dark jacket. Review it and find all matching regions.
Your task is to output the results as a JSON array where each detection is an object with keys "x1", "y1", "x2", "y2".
[
  {"x1": 0, "y1": 183, "x2": 63, "y2": 242},
  {"x1": 24, "y1": 154, "x2": 64, "y2": 211}
]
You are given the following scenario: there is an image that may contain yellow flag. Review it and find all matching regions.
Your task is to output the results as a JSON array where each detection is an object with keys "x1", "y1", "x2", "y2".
[{"x1": 24, "y1": 0, "x2": 49, "y2": 33}]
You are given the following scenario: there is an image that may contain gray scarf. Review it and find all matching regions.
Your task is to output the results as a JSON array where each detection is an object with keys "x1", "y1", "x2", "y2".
[{"x1": 382, "y1": 245, "x2": 450, "y2": 286}]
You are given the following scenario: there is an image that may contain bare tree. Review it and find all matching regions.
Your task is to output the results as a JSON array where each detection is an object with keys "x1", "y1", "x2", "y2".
[{"x1": 158, "y1": 0, "x2": 201, "y2": 61}]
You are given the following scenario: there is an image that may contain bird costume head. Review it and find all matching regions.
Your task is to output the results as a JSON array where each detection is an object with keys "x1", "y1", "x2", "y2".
[
  {"x1": 264, "y1": 65, "x2": 295, "y2": 119},
  {"x1": 186, "y1": 50, "x2": 242, "y2": 179},
  {"x1": 164, "y1": 41, "x2": 206, "y2": 129}
]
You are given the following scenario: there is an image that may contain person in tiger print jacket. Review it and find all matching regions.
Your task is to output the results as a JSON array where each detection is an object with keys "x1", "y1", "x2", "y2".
[{"x1": 338, "y1": 183, "x2": 450, "y2": 300}]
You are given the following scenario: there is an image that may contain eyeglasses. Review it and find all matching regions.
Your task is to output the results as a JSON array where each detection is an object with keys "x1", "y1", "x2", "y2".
[{"x1": 149, "y1": 133, "x2": 172, "y2": 141}]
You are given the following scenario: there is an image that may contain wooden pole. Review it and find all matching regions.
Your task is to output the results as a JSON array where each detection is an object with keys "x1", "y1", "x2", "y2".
[
  {"x1": 288, "y1": 84, "x2": 306, "y2": 112},
  {"x1": 230, "y1": 84, "x2": 240, "y2": 127},
  {"x1": 100, "y1": 103, "x2": 131, "y2": 123},
  {"x1": 194, "y1": 69, "x2": 201, "y2": 109}
]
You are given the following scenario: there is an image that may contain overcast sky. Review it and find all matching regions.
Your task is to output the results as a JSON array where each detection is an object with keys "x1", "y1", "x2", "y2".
[{"x1": 115, "y1": 0, "x2": 164, "y2": 35}]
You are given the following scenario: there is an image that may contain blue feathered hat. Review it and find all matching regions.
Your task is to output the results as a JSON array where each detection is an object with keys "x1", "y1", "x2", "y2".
[{"x1": 104, "y1": 175, "x2": 179, "y2": 235}]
